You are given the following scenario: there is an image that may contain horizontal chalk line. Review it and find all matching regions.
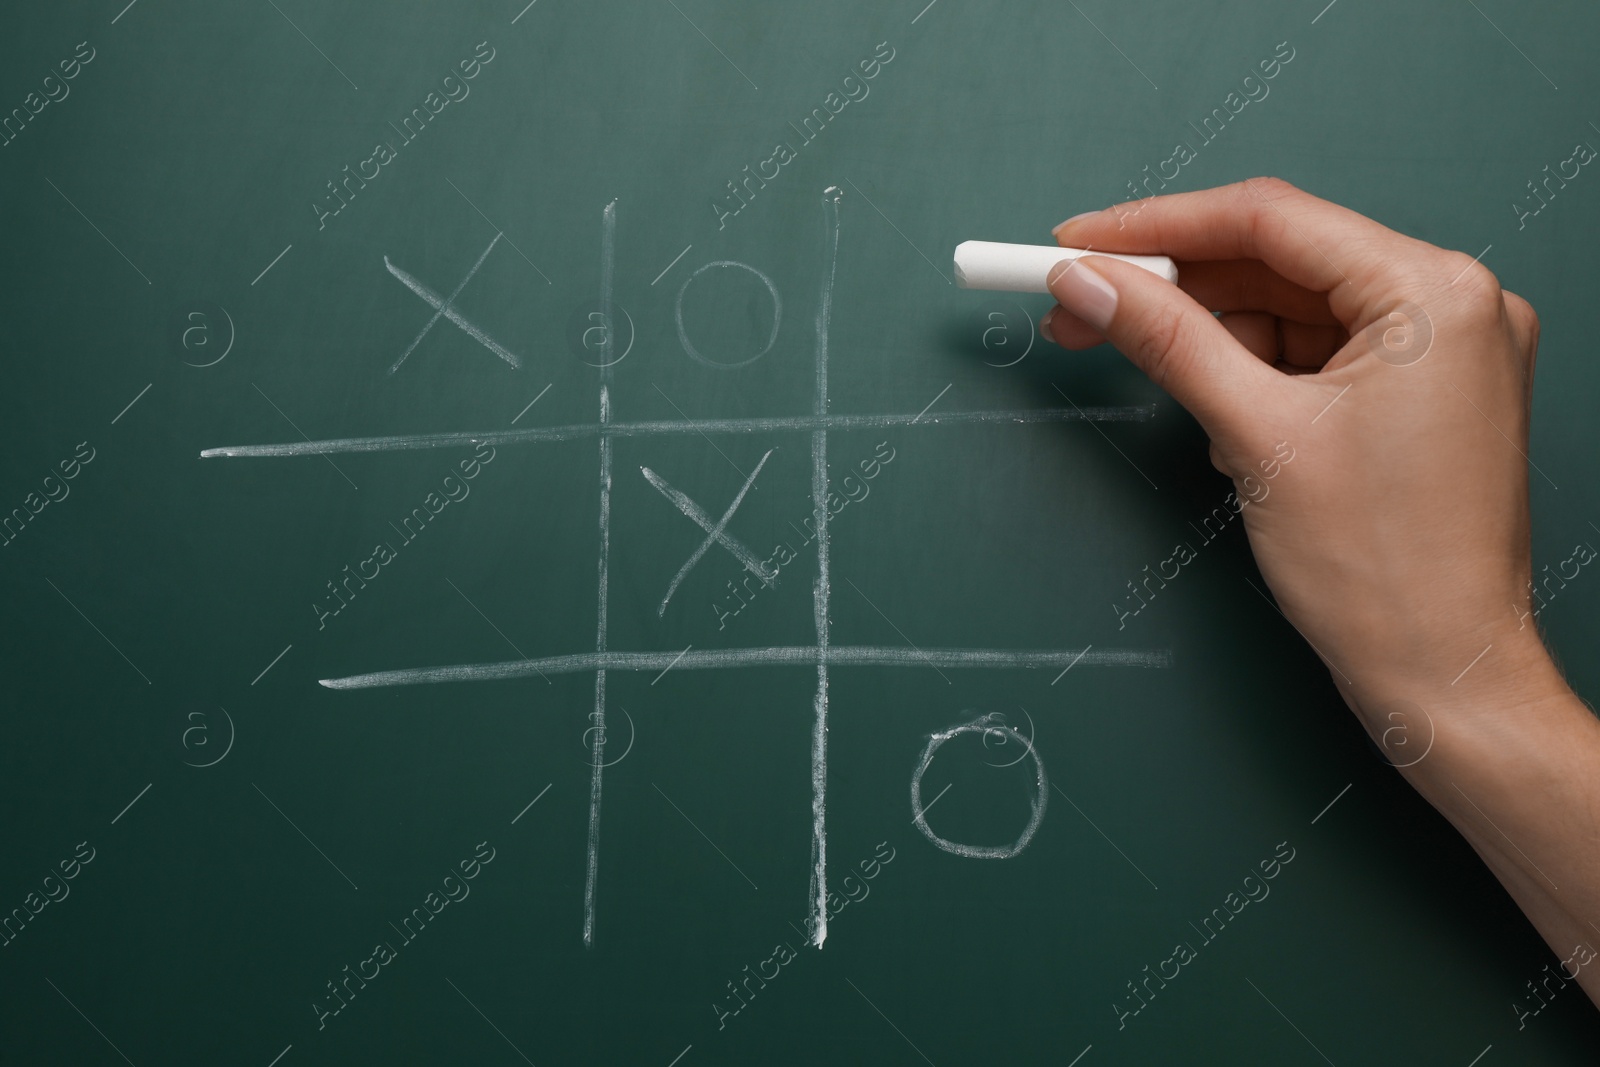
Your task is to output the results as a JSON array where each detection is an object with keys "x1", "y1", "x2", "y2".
[
  {"x1": 200, "y1": 405, "x2": 1157, "y2": 458},
  {"x1": 321, "y1": 645, "x2": 1172, "y2": 689}
]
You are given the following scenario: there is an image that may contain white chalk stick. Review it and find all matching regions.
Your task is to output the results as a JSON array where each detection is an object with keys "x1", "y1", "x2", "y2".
[{"x1": 953, "y1": 241, "x2": 1178, "y2": 291}]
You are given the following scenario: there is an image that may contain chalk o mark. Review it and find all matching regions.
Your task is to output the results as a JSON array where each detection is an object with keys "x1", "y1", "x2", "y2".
[
  {"x1": 174, "y1": 302, "x2": 235, "y2": 367},
  {"x1": 1375, "y1": 698, "x2": 1434, "y2": 768},
  {"x1": 979, "y1": 303, "x2": 1036, "y2": 368},
  {"x1": 182, "y1": 705, "x2": 236, "y2": 768},
  {"x1": 1366, "y1": 299, "x2": 1434, "y2": 367},
  {"x1": 911, "y1": 711, "x2": 1047, "y2": 859},
  {"x1": 675, "y1": 261, "x2": 782, "y2": 369},
  {"x1": 583, "y1": 705, "x2": 636, "y2": 768},
  {"x1": 982, "y1": 707, "x2": 1036, "y2": 768},
  {"x1": 566, "y1": 303, "x2": 635, "y2": 368}
]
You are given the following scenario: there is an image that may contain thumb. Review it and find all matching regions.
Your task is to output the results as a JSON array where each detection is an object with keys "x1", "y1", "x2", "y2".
[{"x1": 1045, "y1": 254, "x2": 1285, "y2": 437}]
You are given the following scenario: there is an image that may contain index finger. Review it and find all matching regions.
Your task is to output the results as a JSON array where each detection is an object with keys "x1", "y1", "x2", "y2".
[{"x1": 1053, "y1": 178, "x2": 1440, "y2": 316}]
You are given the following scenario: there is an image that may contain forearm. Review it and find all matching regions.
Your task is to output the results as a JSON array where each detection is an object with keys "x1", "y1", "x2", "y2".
[{"x1": 1364, "y1": 640, "x2": 1600, "y2": 1004}]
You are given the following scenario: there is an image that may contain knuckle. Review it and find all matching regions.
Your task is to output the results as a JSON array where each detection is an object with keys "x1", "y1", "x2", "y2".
[
  {"x1": 1440, "y1": 253, "x2": 1501, "y2": 304},
  {"x1": 1503, "y1": 289, "x2": 1540, "y2": 335},
  {"x1": 1238, "y1": 178, "x2": 1299, "y2": 249},
  {"x1": 1246, "y1": 175, "x2": 1300, "y2": 200}
]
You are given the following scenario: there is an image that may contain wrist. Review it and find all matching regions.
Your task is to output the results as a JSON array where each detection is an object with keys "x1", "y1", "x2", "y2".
[{"x1": 1347, "y1": 626, "x2": 1589, "y2": 790}]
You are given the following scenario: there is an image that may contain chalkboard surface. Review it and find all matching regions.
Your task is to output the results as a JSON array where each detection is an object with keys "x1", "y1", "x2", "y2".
[{"x1": 4, "y1": 1, "x2": 1599, "y2": 1063}]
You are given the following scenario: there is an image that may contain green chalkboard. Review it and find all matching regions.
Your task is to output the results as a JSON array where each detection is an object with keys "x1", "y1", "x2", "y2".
[{"x1": 3, "y1": 1, "x2": 1599, "y2": 1063}]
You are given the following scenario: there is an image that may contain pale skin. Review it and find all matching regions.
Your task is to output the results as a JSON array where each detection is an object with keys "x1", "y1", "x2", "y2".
[{"x1": 1040, "y1": 177, "x2": 1600, "y2": 1009}]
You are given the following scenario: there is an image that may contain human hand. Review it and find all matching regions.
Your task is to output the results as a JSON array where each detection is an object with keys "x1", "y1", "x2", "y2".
[{"x1": 1042, "y1": 178, "x2": 1558, "y2": 728}]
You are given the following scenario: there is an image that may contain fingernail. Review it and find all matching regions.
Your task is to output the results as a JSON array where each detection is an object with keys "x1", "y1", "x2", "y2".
[
  {"x1": 1039, "y1": 310, "x2": 1056, "y2": 344},
  {"x1": 1047, "y1": 260, "x2": 1117, "y2": 331},
  {"x1": 1051, "y1": 210, "x2": 1100, "y2": 237}
]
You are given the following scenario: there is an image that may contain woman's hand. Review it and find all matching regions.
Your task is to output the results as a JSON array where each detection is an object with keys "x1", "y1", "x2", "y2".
[{"x1": 1043, "y1": 177, "x2": 1600, "y2": 1006}]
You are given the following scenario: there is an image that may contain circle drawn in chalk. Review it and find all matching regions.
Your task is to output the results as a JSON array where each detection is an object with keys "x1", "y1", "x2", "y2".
[
  {"x1": 181, "y1": 705, "x2": 236, "y2": 768},
  {"x1": 822, "y1": 185, "x2": 845, "y2": 203},
  {"x1": 911, "y1": 711, "x2": 1048, "y2": 859},
  {"x1": 675, "y1": 260, "x2": 782, "y2": 369},
  {"x1": 583, "y1": 706, "x2": 635, "y2": 768},
  {"x1": 1366, "y1": 300, "x2": 1434, "y2": 367},
  {"x1": 978, "y1": 303, "x2": 1036, "y2": 368},
  {"x1": 1375, "y1": 698, "x2": 1434, "y2": 768},
  {"x1": 565, "y1": 303, "x2": 635, "y2": 368},
  {"x1": 172, "y1": 302, "x2": 235, "y2": 368},
  {"x1": 982, "y1": 707, "x2": 1036, "y2": 768}
]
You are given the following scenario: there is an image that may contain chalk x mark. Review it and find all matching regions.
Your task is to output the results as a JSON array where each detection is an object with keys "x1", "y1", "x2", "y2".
[
  {"x1": 651, "y1": 644, "x2": 693, "y2": 685},
  {"x1": 445, "y1": 178, "x2": 551, "y2": 283},
  {"x1": 645, "y1": 450, "x2": 776, "y2": 614},
  {"x1": 664, "y1": 0, "x2": 758, "y2": 90},
  {"x1": 511, "y1": 383, "x2": 553, "y2": 424},
  {"x1": 111, "y1": 782, "x2": 152, "y2": 825},
  {"x1": 911, "y1": 383, "x2": 951, "y2": 424},
  {"x1": 45, "y1": 577, "x2": 151, "y2": 684},
  {"x1": 45, "y1": 979, "x2": 137, "y2": 1066},
  {"x1": 387, "y1": 235, "x2": 521, "y2": 373},
  {"x1": 112, "y1": 383, "x2": 152, "y2": 425},
  {"x1": 446, "y1": 978, "x2": 536, "y2": 1065},
  {"x1": 1052, "y1": 783, "x2": 1158, "y2": 889},
  {"x1": 201, "y1": 405, "x2": 1156, "y2": 458},
  {"x1": 252, "y1": 244, "x2": 293, "y2": 286},
  {"x1": 1310, "y1": 783, "x2": 1351, "y2": 825},
  {"x1": 1051, "y1": 644, "x2": 1092, "y2": 684},
  {"x1": 844, "y1": 576, "x2": 950, "y2": 683},
  {"x1": 841, "y1": 179, "x2": 949, "y2": 285},
  {"x1": 253, "y1": 782, "x2": 359, "y2": 890},
  {"x1": 320, "y1": 645, "x2": 1169, "y2": 689},
  {"x1": 654, "y1": 782, "x2": 758, "y2": 889},
  {"x1": 252, "y1": 643, "x2": 293, "y2": 685},
  {"x1": 446, "y1": 577, "x2": 551, "y2": 683},
  {"x1": 512, "y1": 783, "x2": 553, "y2": 824},
  {"x1": 44, "y1": 177, "x2": 151, "y2": 285},
  {"x1": 652, "y1": 244, "x2": 694, "y2": 286},
  {"x1": 1244, "y1": 978, "x2": 1336, "y2": 1066},
  {"x1": 844, "y1": 978, "x2": 936, "y2": 1066},
  {"x1": 251, "y1": 384, "x2": 359, "y2": 489},
  {"x1": 264, "y1": 0, "x2": 359, "y2": 90}
]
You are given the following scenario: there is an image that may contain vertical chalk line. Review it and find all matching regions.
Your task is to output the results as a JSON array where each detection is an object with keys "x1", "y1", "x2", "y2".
[
  {"x1": 583, "y1": 199, "x2": 618, "y2": 946},
  {"x1": 808, "y1": 190, "x2": 842, "y2": 947}
]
